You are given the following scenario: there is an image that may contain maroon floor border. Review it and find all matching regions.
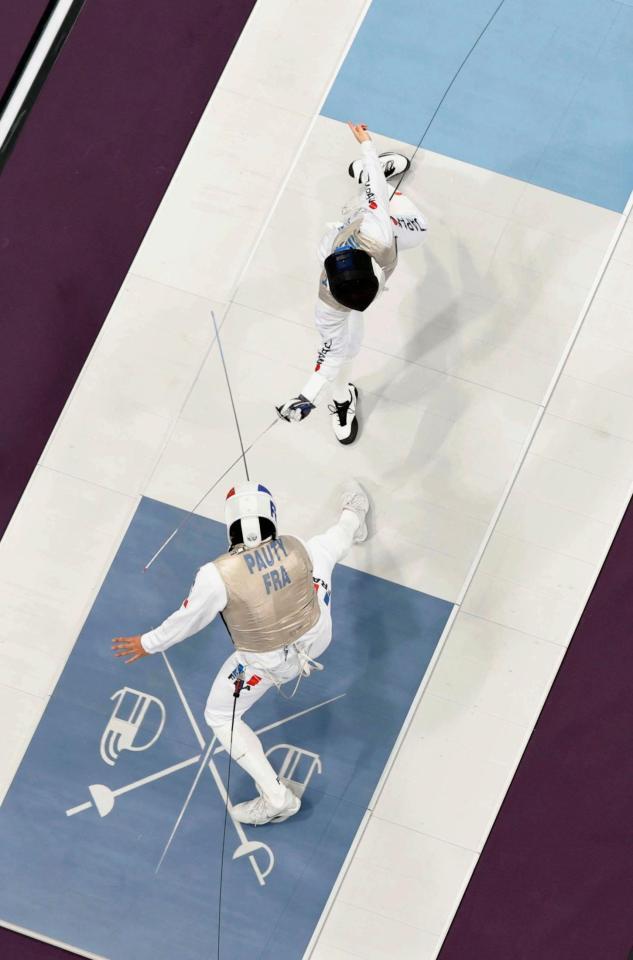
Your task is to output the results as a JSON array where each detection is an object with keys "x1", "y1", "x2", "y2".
[
  {"x1": 0, "y1": 0, "x2": 255, "y2": 537},
  {"x1": 0, "y1": 929, "x2": 76, "y2": 960},
  {"x1": 0, "y1": 0, "x2": 49, "y2": 98},
  {"x1": 0, "y1": 0, "x2": 252, "y2": 946},
  {"x1": 440, "y1": 498, "x2": 633, "y2": 960}
]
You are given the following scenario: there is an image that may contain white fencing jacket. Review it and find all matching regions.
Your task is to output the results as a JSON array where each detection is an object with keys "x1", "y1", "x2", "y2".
[
  {"x1": 141, "y1": 563, "x2": 228, "y2": 654},
  {"x1": 301, "y1": 140, "x2": 427, "y2": 403},
  {"x1": 140, "y1": 538, "x2": 318, "y2": 655},
  {"x1": 301, "y1": 140, "x2": 393, "y2": 403}
]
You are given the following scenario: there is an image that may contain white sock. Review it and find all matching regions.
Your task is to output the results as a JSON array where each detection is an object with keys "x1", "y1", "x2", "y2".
[
  {"x1": 332, "y1": 367, "x2": 353, "y2": 404},
  {"x1": 212, "y1": 717, "x2": 287, "y2": 806},
  {"x1": 316, "y1": 511, "x2": 360, "y2": 564},
  {"x1": 340, "y1": 509, "x2": 361, "y2": 540}
]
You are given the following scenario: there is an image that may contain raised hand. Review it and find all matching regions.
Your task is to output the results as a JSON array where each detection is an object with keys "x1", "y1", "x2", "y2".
[{"x1": 348, "y1": 121, "x2": 371, "y2": 144}]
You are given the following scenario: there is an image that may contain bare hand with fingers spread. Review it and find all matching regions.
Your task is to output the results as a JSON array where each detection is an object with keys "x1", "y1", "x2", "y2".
[{"x1": 112, "y1": 634, "x2": 149, "y2": 664}]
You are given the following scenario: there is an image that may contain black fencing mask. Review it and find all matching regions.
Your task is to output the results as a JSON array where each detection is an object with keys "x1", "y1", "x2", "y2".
[{"x1": 324, "y1": 248, "x2": 379, "y2": 311}]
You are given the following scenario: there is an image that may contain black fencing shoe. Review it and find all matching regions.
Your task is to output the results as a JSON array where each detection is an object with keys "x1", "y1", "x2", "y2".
[
  {"x1": 328, "y1": 384, "x2": 359, "y2": 445},
  {"x1": 348, "y1": 152, "x2": 411, "y2": 183}
]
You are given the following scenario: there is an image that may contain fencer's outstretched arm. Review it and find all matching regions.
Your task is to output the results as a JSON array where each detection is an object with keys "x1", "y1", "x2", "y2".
[
  {"x1": 112, "y1": 564, "x2": 228, "y2": 662},
  {"x1": 141, "y1": 564, "x2": 227, "y2": 653},
  {"x1": 355, "y1": 140, "x2": 394, "y2": 250}
]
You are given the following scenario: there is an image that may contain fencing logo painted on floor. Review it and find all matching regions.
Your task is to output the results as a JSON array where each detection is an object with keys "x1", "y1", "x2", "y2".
[{"x1": 0, "y1": 497, "x2": 452, "y2": 960}]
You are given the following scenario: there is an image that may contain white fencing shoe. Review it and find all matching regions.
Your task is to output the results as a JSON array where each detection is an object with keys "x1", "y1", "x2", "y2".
[
  {"x1": 348, "y1": 151, "x2": 411, "y2": 183},
  {"x1": 232, "y1": 784, "x2": 301, "y2": 826},
  {"x1": 328, "y1": 384, "x2": 358, "y2": 445},
  {"x1": 341, "y1": 479, "x2": 370, "y2": 543}
]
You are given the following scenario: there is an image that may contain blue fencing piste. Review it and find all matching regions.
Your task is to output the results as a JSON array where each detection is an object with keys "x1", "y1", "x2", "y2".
[
  {"x1": 0, "y1": 497, "x2": 452, "y2": 960},
  {"x1": 323, "y1": 0, "x2": 633, "y2": 211}
]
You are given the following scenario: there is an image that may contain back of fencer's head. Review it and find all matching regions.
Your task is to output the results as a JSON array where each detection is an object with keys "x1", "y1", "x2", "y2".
[{"x1": 225, "y1": 481, "x2": 277, "y2": 549}]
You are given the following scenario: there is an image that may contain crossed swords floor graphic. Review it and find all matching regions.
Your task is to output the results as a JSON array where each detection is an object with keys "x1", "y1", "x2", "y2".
[{"x1": 66, "y1": 651, "x2": 345, "y2": 886}]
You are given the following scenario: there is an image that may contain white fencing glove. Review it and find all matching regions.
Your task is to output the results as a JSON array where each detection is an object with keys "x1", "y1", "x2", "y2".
[{"x1": 276, "y1": 394, "x2": 315, "y2": 422}]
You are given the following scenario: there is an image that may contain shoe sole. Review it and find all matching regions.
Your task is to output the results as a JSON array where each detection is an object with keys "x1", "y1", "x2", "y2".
[
  {"x1": 379, "y1": 152, "x2": 411, "y2": 181},
  {"x1": 347, "y1": 154, "x2": 411, "y2": 182}
]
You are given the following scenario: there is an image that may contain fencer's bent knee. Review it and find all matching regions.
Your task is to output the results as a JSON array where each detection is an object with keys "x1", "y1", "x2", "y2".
[{"x1": 204, "y1": 705, "x2": 232, "y2": 730}]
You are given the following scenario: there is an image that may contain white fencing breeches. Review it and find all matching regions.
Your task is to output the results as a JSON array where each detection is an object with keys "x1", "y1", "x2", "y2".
[
  {"x1": 205, "y1": 510, "x2": 359, "y2": 804},
  {"x1": 308, "y1": 304, "x2": 365, "y2": 404},
  {"x1": 306, "y1": 191, "x2": 426, "y2": 405}
]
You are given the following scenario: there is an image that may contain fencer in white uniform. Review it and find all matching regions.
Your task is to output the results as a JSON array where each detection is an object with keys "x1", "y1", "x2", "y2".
[
  {"x1": 276, "y1": 121, "x2": 427, "y2": 444},
  {"x1": 112, "y1": 480, "x2": 370, "y2": 826}
]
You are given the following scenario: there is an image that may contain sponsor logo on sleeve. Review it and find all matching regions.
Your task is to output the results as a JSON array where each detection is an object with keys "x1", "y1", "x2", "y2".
[
  {"x1": 390, "y1": 215, "x2": 426, "y2": 232},
  {"x1": 363, "y1": 175, "x2": 377, "y2": 209},
  {"x1": 315, "y1": 339, "x2": 332, "y2": 372}
]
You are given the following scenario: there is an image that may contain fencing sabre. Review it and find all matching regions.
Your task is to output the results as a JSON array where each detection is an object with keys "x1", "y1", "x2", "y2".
[
  {"x1": 388, "y1": 0, "x2": 508, "y2": 201},
  {"x1": 144, "y1": 308, "x2": 279, "y2": 571},
  {"x1": 143, "y1": 415, "x2": 279, "y2": 571}
]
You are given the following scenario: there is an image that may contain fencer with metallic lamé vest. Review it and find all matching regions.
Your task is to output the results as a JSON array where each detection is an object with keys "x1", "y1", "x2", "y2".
[
  {"x1": 317, "y1": 215, "x2": 398, "y2": 312},
  {"x1": 213, "y1": 535, "x2": 320, "y2": 653}
]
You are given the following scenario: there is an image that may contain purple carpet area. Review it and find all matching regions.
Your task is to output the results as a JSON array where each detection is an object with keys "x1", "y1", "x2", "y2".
[
  {"x1": 0, "y1": 0, "x2": 49, "y2": 98},
  {"x1": 0, "y1": 0, "x2": 255, "y2": 537},
  {"x1": 440, "y1": 498, "x2": 633, "y2": 960},
  {"x1": 0, "y1": 929, "x2": 74, "y2": 960}
]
